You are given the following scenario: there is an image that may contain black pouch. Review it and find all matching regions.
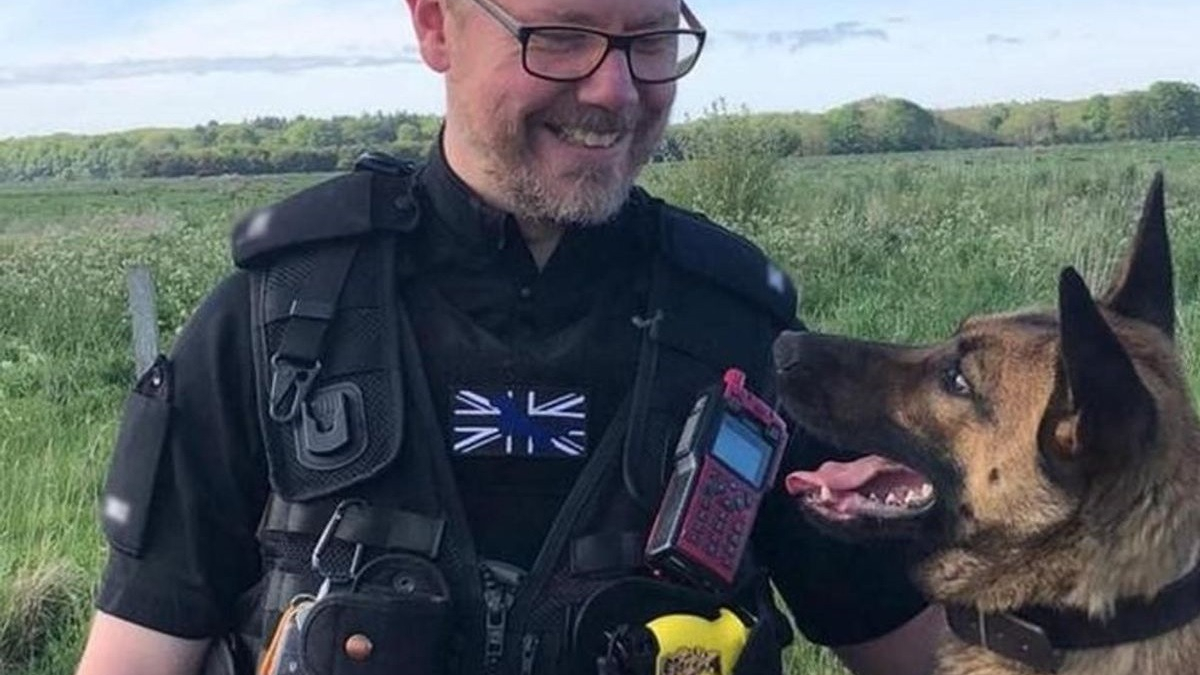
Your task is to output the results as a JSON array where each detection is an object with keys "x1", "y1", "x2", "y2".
[
  {"x1": 572, "y1": 578, "x2": 729, "y2": 675},
  {"x1": 300, "y1": 553, "x2": 452, "y2": 675},
  {"x1": 101, "y1": 355, "x2": 172, "y2": 557}
]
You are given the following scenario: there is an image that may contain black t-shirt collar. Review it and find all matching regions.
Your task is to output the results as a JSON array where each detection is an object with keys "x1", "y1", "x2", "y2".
[{"x1": 415, "y1": 130, "x2": 512, "y2": 252}]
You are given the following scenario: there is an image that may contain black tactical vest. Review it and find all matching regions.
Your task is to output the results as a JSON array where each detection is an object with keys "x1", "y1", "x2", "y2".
[{"x1": 228, "y1": 154, "x2": 800, "y2": 675}]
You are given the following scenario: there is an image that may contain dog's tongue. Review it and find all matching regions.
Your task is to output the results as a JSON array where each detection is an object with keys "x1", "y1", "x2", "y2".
[
  {"x1": 784, "y1": 454, "x2": 937, "y2": 522},
  {"x1": 786, "y1": 455, "x2": 909, "y2": 493}
]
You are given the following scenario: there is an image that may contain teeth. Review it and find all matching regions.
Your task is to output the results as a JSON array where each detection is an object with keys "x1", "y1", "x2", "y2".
[
  {"x1": 868, "y1": 492, "x2": 881, "y2": 503},
  {"x1": 920, "y1": 483, "x2": 934, "y2": 499},
  {"x1": 557, "y1": 126, "x2": 620, "y2": 148},
  {"x1": 885, "y1": 492, "x2": 903, "y2": 506},
  {"x1": 819, "y1": 485, "x2": 833, "y2": 502}
]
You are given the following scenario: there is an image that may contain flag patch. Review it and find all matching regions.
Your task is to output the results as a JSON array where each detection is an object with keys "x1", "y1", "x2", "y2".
[{"x1": 452, "y1": 387, "x2": 588, "y2": 457}]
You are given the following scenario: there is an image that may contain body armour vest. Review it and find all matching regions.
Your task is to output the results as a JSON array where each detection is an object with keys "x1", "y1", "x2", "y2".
[{"x1": 228, "y1": 154, "x2": 801, "y2": 675}]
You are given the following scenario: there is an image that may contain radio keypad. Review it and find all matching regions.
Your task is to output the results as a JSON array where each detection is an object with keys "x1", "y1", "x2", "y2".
[{"x1": 679, "y1": 458, "x2": 762, "y2": 581}]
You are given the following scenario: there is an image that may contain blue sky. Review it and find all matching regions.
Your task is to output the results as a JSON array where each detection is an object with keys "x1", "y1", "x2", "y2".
[{"x1": 2, "y1": 0, "x2": 1199, "y2": 139}]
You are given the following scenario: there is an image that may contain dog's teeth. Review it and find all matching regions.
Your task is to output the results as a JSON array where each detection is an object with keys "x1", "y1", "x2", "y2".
[
  {"x1": 819, "y1": 485, "x2": 833, "y2": 502},
  {"x1": 919, "y1": 483, "x2": 934, "y2": 499},
  {"x1": 903, "y1": 489, "x2": 918, "y2": 505},
  {"x1": 885, "y1": 492, "x2": 903, "y2": 506},
  {"x1": 868, "y1": 492, "x2": 882, "y2": 502}
]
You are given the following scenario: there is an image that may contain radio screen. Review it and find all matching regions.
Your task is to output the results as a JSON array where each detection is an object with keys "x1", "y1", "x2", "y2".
[{"x1": 711, "y1": 413, "x2": 772, "y2": 488}]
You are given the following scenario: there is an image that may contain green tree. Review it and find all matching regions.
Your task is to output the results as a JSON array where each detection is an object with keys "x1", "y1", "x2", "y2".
[
  {"x1": 825, "y1": 104, "x2": 869, "y2": 154},
  {"x1": 1110, "y1": 93, "x2": 1155, "y2": 140},
  {"x1": 1082, "y1": 95, "x2": 1112, "y2": 139},
  {"x1": 998, "y1": 105, "x2": 1058, "y2": 146},
  {"x1": 869, "y1": 99, "x2": 938, "y2": 152},
  {"x1": 1146, "y1": 81, "x2": 1200, "y2": 139},
  {"x1": 984, "y1": 105, "x2": 1010, "y2": 134}
]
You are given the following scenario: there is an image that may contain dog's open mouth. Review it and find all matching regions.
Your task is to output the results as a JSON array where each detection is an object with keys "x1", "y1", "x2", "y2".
[{"x1": 785, "y1": 455, "x2": 937, "y2": 522}]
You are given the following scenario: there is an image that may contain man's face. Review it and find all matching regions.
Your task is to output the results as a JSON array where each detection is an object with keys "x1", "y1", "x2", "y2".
[{"x1": 428, "y1": 0, "x2": 681, "y2": 225}]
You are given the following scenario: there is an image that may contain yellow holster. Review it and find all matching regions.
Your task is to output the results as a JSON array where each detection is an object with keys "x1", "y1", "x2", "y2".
[{"x1": 645, "y1": 608, "x2": 750, "y2": 675}]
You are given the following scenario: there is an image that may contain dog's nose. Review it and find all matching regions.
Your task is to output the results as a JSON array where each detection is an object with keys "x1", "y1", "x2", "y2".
[{"x1": 773, "y1": 330, "x2": 808, "y2": 372}]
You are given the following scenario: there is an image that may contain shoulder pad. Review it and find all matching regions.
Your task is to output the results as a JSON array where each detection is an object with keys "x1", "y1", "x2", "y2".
[
  {"x1": 231, "y1": 158, "x2": 419, "y2": 269},
  {"x1": 354, "y1": 150, "x2": 416, "y2": 176},
  {"x1": 658, "y1": 204, "x2": 799, "y2": 327}
]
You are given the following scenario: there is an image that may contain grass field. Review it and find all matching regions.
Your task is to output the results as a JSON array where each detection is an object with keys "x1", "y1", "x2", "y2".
[{"x1": 3, "y1": 138, "x2": 1200, "y2": 674}]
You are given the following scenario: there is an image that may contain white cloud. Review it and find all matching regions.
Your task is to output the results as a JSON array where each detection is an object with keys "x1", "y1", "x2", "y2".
[
  {"x1": 12, "y1": 0, "x2": 413, "y2": 65},
  {"x1": 0, "y1": 53, "x2": 423, "y2": 88}
]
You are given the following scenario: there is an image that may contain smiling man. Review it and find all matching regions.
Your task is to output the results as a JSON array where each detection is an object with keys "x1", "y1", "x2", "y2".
[{"x1": 75, "y1": 1, "x2": 943, "y2": 674}]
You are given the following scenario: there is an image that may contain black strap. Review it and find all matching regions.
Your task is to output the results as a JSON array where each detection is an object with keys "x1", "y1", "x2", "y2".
[
  {"x1": 259, "y1": 494, "x2": 446, "y2": 559},
  {"x1": 622, "y1": 255, "x2": 667, "y2": 511},
  {"x1": 266, "y1": 241, "x2": 358, "y2": 423},
  {"x1": 947, "y1": 561, "x2": 1200, "y2": 673},
  {"x1": 506, "y1": 396, "x2": 636, "y2": 663}
]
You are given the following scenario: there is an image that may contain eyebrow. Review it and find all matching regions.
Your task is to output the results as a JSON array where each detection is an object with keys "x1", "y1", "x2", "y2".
[{"x1": 541, "y1": 8, "x2": 679, "y2": 31}]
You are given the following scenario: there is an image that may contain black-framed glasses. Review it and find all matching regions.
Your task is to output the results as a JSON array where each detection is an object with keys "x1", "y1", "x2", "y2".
[{"x1": 469, "y1": 0, "x2": 707, "y2": 84}]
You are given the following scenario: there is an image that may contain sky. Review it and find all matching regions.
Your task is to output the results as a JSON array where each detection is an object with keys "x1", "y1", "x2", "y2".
[{"x1": 2, "y1": 0, "x2": 1199, "y2": 140}]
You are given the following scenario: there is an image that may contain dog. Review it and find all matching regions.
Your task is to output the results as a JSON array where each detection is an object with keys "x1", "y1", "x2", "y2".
[{"x1": 771, "y1": 173, "x2": 1200, "y2": 675}]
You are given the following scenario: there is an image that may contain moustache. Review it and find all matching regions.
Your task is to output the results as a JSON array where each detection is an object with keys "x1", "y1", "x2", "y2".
[{"x1": 543, "y1": 106, "x2": 640, "y2": 135}]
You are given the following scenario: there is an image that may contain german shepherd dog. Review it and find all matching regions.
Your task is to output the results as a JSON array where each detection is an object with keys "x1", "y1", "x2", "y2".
[{"x1": 772, "y1": 174, "x2": 1200, "y2": 675}]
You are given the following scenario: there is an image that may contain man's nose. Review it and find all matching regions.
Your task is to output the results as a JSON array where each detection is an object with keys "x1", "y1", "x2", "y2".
[{"x1": 575, "y1": 48, "x2": 640, "y2": 110}]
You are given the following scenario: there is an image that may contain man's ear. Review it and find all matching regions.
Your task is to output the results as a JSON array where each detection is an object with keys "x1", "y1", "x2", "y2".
[{"x1": 408, "y1": 0, "x2": 452, "y2": 73}]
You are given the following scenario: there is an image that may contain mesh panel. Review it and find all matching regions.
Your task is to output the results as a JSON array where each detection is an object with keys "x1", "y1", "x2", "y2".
[
  {"x1": 256, "y1": 242, "x2": 400, "y2": 501},
  {"x1": 323, "y1": 309, "x2": 386, "y2": 376},
  {"x1": 339, "y1": 246, "x2": 387, "y2": 307},
  {"x1": 261, "y1": 532, "x2": 316, "y2": 574},
  {"x1": 265, "y1": 251, "x2": 319, "y2": 296},
  {"x1": 262, "y1": 531, "x2": 366, "y2": 578}
]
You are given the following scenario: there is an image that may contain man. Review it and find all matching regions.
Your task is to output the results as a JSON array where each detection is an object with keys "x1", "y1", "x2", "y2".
[{"x1": 76, "y1": 0, "x2": 945, "y2": 673}]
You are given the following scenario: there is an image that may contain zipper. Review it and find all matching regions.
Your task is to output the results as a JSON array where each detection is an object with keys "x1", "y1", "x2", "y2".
[
  {"x1": 481, "y1": 560, "x2": 524, "y2": 674},
  {"x1": 520, "y1": 633, "x2": 540, "y2": 675}
]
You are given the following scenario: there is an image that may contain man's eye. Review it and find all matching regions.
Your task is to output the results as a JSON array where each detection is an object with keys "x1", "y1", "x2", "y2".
[
  {"x1": 941, "y1": 363, "x2": 973, "y2": 397},
  {"x1": 633, "y1": 35, "x2": 674, "y2": 55}
]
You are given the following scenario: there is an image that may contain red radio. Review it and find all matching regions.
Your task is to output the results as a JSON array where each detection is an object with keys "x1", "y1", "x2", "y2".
[{"x1": 645, "y1": 368, "x2": 789, "y2": 588}]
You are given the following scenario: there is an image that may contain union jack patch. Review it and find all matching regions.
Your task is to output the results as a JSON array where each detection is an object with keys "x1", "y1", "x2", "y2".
[{"x1": 451, "y1": 387, "x2": 588, "y2": 457}]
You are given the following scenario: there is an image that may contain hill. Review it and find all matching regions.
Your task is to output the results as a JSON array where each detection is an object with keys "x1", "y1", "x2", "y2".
[{"x1": 1, "y1": 80, "x2": 1198, "y2": 182}]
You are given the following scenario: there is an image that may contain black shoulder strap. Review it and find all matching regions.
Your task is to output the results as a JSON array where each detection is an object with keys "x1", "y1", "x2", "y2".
[
  {"x1": 246, "y1": 153, "x2": 419, "y2": 501},
  {"x1": 249, "y1": 154, "x2": 420, "y2": 424},
  {"x1": 656, "y1": 203, "x2": 799, "y2": 330},
  {"x1": 232, "y1": 153, "x2": 419, "y2": 270},
  {"x1": 265, "y1": 241, "x2": 359, "y2": 424},
  {"x1": 615, "y1": 199, "x2": 799, "y2": 523}
]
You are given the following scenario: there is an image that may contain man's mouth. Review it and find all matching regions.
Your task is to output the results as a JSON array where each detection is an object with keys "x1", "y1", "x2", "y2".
[
  {"x1": 545, "y1": 122, "x2": 623, "y2": 149},
  {"x1": 785, "y1": 455, "x2": 937, "y2": 523}
]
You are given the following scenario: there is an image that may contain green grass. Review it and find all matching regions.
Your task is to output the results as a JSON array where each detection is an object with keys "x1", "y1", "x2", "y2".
[{"x1": 4, "y1": 138, "x2": 1200, "y2": 674}]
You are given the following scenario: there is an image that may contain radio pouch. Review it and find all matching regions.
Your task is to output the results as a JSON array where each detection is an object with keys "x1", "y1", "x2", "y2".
[{"x1": 299, "y1": 553, "x2": 452, "y2": 675}]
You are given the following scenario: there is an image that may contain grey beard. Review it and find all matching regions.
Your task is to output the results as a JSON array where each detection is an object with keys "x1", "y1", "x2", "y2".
[{"x1": 497, "y1": 163, "x2": 635, "y2": 227}]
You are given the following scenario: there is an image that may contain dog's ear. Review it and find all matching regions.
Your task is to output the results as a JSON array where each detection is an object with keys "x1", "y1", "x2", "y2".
[
  {"x1": 1053, "y1": 267, "x2": 1157, "y2": 474},
  {"x1": 1101, "y1": 172, "x2": 1174, "y2": 339}
]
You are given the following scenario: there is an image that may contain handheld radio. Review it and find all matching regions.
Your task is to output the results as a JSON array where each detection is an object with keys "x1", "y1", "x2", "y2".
[{"x1": 645, "y1": 368, "x2": 789, "y2": 588}]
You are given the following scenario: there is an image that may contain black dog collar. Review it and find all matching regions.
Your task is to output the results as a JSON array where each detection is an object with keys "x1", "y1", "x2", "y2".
[{"x1": 946, "y1": 562, "x2": 1200, "y2": 673}]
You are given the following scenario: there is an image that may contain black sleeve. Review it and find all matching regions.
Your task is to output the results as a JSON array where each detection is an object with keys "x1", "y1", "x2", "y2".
[
  {"x1": 753, "y1": 426, "x2": 929, "y2": 647},
  {"x1": 95, "y1": 271, "x2": 269, "y2": 639}
]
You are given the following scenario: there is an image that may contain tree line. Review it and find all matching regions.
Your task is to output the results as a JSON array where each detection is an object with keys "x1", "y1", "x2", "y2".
[{"x1": 2, "y1": 81, "x2": 1198, "y2": 182}]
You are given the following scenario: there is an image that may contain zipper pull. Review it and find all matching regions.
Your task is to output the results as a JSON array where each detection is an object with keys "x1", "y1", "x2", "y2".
[
  {"x1": 483, "y1": 583, "x2": 514, "y2": 663},
  {"x1": 480, "y1": 560, "x2": 525, "y2": 671},
  {"x1": 520, "y1": 633, "x2": 540, "y2": 675}
]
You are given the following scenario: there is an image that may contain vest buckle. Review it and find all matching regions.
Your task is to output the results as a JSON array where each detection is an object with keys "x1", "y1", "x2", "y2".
[{"x1": 269, "y1": 354, "x2": 323, "y2": 423}]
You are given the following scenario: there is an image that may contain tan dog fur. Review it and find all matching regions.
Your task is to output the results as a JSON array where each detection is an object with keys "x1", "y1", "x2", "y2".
[{"x1": 772, "y1": 175, "x2": 1200, "y2": 675}]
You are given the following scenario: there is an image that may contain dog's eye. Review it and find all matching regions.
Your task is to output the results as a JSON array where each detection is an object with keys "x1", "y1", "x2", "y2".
[{"x1": 941, "y1": 364, "x2": 973, "y2": 398}]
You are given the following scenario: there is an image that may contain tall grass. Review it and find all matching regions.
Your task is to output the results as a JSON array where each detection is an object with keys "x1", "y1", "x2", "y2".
[{"x1": 4, "y1": 130, "x2": 1200, "y2": 673}]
